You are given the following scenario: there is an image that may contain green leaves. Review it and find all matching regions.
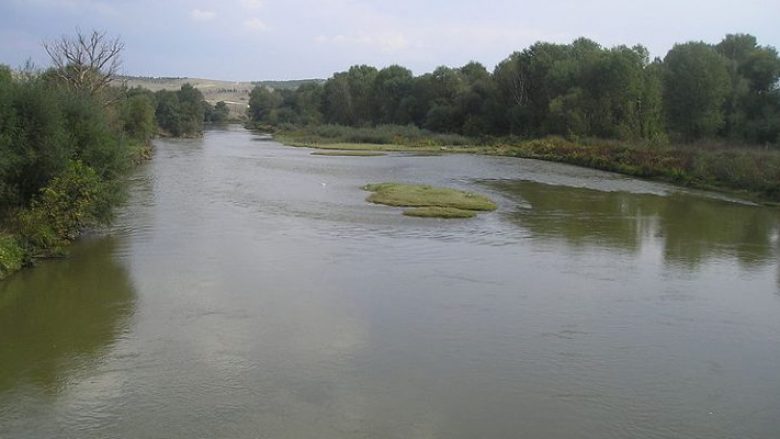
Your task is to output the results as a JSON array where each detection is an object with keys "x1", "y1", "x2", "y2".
[
  {"x1": 663, "y1": 42, "x2": 731, "y2": 140},
  {"x1": 154, "y1": 84, "x2": 205, "y2": 137}
]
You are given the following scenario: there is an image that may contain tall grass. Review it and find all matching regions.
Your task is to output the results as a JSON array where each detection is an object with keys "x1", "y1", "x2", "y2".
[
  {"x1": 499, "y1": 137, "x2": 780, "y2": 201},
  {"x1": 271, "y1": 124, "x2": 780, "y2": 202},
  {"x1": 278, "y1": 124, "x2": 473, "y2": 146}
]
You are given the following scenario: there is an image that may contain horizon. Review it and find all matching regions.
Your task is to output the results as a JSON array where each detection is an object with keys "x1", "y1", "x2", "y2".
[{"x1": 1, "y1": 0, "x2": 779, "y2": 82}]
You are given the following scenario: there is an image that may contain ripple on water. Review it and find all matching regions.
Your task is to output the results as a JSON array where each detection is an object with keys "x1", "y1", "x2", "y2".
[{"x1": 2, "y1": 127, "x2": 780, "y2": 439}]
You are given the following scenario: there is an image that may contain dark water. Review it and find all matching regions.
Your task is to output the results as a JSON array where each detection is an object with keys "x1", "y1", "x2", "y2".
[{"x1": 1, "y1": 125, "x2": 779, "y2": 438}]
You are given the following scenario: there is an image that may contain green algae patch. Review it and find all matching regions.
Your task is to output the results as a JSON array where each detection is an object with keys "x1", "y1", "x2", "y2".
[
  {"x1": 311, "y1": 151, "x2": 386, "y2": 157},
  {"x1": 362, "y1": 182, "x2": 497, "y2": 218},
  {"x1": 402, "y1": 206, "x2": 477, "y2": 218}
]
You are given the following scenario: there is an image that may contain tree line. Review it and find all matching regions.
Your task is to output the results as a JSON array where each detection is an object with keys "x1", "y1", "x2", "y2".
[{"x1": 249, "y1": 34, "x2": 780, "y2": 145}]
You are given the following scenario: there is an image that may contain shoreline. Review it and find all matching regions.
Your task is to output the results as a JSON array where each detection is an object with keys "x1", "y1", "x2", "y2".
[{"x1": 272, "y1": 133, "x2": 779, "y2": 206}]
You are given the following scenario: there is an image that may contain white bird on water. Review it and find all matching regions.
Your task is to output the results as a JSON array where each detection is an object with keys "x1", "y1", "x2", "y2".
[{"x1": 321, "y1": 182, "x2": 327, "y2": 187}]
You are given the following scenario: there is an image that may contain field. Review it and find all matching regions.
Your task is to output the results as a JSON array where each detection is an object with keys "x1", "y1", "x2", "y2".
[{"x1": 120, "y1": 76, "x2": 323, "y2": 121}]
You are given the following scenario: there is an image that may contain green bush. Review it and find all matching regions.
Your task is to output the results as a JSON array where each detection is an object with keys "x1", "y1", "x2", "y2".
[
  {"x1": 15, "y1": 161, "x2": 103, "y2": 254},
  {"x1": 0, "y1": 233, "x2": 24, "y2": 279},
  {"x1": 279, "y1": 124, "x2": 472, "y2": 146}
]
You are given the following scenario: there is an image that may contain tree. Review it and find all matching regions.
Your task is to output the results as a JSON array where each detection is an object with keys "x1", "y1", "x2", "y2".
[
  {"x1": 0, "y1": 65, "x2": 11, "y2": 84},
  {"x1": 43, "y1": 30, "x2": 124, "y2": 101},
  {"x1": 121, "y1": 93, "x2": 157, "y2": 141},
  {"x1": 248, "y1": 86, "x2": 282, "y2": 123},
  {"x1": 494, "y1": 42, "x2": 572, "y2": 136},
  {"x1": 322, "y1": 73, "x2": 354, "y2": 125},
  {"x1": 372, "y1": 65, "x2": 414, "y2": 124},
  {"x1": 177, "y1": 84, "x2": 205, "y2": 134},
  {"x1": 716, "y1": 34, "x2": 780, "y2": 143},
  {"x1": 345, "y1": 65, "x2": 378, "y2": 125},
  {"x1": 663, "y1": 42, "x2": 730, "y2": 140},
  {"x1": 292, "y1": 83, "x2": 323, "y2": 125},
  {"x1": 204, "y1": 101, "x2": 230, "y2": 123},
  {"x1": 154, "y1": 90, "x2": 182, "y2": 136}
]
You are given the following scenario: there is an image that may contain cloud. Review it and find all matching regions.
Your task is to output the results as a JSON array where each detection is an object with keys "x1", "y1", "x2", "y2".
[
  {"x1": 240, "y1": 0, "x2": 263, "y2": 9},
  {"x1": 190, "y1": 9, "x2": 216, "y2": 21},
  {"x1": 243, "y1": 17, "x2": 268, "y2": 31},
  {"x1": 315, "y1": 32, "x2": 412, "y2": 52},
  {"x1": 17, "y1": 0, "x2": 117, "y2": 15}
]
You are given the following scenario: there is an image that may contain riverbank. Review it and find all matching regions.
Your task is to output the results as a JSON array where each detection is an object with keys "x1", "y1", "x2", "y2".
[
  {"x1": 271, "y1": 125, "x2": 780, "y2": 204},
  {"x1": 0, "y1": 141, "x2": 153, "y2": 281}
]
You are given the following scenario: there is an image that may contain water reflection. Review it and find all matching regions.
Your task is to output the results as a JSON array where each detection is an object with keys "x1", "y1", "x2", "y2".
[
  {"x1": 0, "y1": 237, "x2": 135, "y2": 393},
  {"x1": 2, "y1": 127, "x2": 779, "y2": 437},
  {"x1": 492, "y1": 180, "x2": 780, "y2": 268}
]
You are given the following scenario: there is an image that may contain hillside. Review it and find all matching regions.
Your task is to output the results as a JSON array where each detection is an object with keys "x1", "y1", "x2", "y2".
[{"x1": 120, "y1": 76, "x2": 323, "y2": 120}]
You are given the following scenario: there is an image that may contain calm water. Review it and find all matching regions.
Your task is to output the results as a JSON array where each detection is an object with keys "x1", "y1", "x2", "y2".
[{"x1": 1, "y1": 125, "x2": 779, "y2": 438}]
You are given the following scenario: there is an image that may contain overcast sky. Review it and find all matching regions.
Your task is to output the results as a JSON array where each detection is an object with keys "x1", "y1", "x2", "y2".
[{"x1": 1, "y1": 0, "x2": 778, "y2": 81}]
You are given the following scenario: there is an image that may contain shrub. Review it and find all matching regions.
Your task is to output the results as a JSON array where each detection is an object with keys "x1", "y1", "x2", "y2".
[
  {"x1": 15, "y1": 161, "x2": 103, "y2": 254},
  {"x1": 0, "y1": 233, "x2": 24, "y2": 279}
]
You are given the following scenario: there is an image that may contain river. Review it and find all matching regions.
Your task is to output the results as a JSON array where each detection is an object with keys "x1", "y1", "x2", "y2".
[{"x1": 1, "y1": 125, "x2": 779, "y2": 438}]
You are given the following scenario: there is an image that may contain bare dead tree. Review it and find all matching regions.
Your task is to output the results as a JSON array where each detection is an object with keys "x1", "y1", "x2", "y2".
[{"x1": 43, "y1": 29, "x2": 124, "y2": 99}]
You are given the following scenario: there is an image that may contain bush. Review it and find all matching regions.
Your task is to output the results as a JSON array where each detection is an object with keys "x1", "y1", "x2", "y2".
[
  {"x1": 280, "y1": 124, "x2": 473, "y2": 146},
  {"x1": 0, "y1": 233, "x2": 24, "y2": 279},
  {"x1": 15, "y1": 161, "x2": 103, "y2": 255}
]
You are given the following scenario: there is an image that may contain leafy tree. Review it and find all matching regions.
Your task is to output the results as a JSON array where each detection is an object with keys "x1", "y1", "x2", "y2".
[
  {"x1": 292, "y1": 83, "x2": 323, "y2": 125},
  {"x1": 177, "y1": 83, "x2": 205, "y2": 135},
  {"x1": 0, "y1": 65, "x2": 11, "y2": 84},
  {"x1": 154, "y1": 84, "x2": 206, "y2": 136},
  {"x1": 0, "y1": 79, "x2": 70, "y2": 208},
  {"x1": 372, "y1": 65, "x2": 415, "y2": 124},
  {"x1": 154, "y1": 90, "x2": 182, "y2": 136},
  {"x1": 205, "y1": 101, "x2": 231, "y2": 123},
  {"x1": 345, "y1": 65, "x2": 378, "y2": 125},
  {"x1": 121, "y1": 93, "x2": 157, "y2": 143},
  {"x1": 248, "y1": 86, "x2": 282, "y2": 123},
  {"x1": 321, "y1": 73, "x2": 354, "y2": 125},
  {"x1": 663, "y1": 42, "x2": 730, "y2": 140},
  {"x1": 242, "y1": 34, "x2": 775, "y2": 145},
  {"x1": 717, "y1": 34, "x2": 780, "y2": 143}
]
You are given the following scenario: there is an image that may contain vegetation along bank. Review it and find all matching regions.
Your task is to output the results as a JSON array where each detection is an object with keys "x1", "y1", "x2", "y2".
[
  {"x1": 247, "y1": 33, "x2": 780, "y2": 202},
  {"x1": 0, "y1": 31, "x2": 224, "y2": 279}
]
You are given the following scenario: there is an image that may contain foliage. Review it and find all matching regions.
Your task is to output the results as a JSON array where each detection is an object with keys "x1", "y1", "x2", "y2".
[
  {"x1": 247, "y1": 34, "x2": 779, "y2": 147},
  {"x1": 0, "y1": 233, "x2": 24, "y2": 279},
  {"x1": 494, "y1": 137, "x2": 780, "y2": 201},
  {"x1": 248, "y1": 86, "x2": 282, "y2": 123},
  {"x1": 663, "y1": 42, "x2": 730, "y2": 140},
  {"x1": 121, "y1": 92, "x2": 157, "y2": 143},
  {"x1": 278, "y1": 124, "x2": 472, "y2": 147},
  {"x1": 0, "y1": 55, "x2": 156, "y2": 277},
  {"x1": 716, "y1": 34, "x2": 780, "y2": 144},
  {"x1": 154, "y1": 84, "x2": 205, "y2": 137},
  {"x1": 15, "y1": 161, "x2": 103, "y2": 254},
  {"x1": 0, "y1": 77, "x2": 71, "y2": 209},
  {"x1": 204, "y1": 101, "x2": 230, "y2": 123}
]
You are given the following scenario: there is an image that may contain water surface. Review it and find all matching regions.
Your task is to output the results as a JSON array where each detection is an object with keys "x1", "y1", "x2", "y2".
[{"x1": 1, "y1": 126, "x2": 779, "y2": 438}]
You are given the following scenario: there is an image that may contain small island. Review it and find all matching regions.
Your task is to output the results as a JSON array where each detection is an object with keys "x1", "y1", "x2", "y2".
[
  {"x1": 362, "y1": 183, "x2": 497, "y2": 218},
  {"x1": 311, "y1": 151, "x2": 386, "y2": 157}
]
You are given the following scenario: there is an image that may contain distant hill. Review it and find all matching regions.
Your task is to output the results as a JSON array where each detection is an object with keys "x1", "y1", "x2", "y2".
[
  {"x1": 119, "y1": 76, "x2": 324, "y2": 120},
  {"x1": 251, "y1": 79, "x2": 325, "y2": 90}
]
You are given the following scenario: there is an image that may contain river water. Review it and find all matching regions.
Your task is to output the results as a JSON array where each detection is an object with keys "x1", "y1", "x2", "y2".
[{"x1": 1, "y1": 125, "x2": 779, "y2": 438}]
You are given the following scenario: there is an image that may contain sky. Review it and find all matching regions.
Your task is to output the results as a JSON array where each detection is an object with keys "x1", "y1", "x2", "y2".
[{"x1": 0, "y1": 0, "x2": 778, "y2": 81}]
